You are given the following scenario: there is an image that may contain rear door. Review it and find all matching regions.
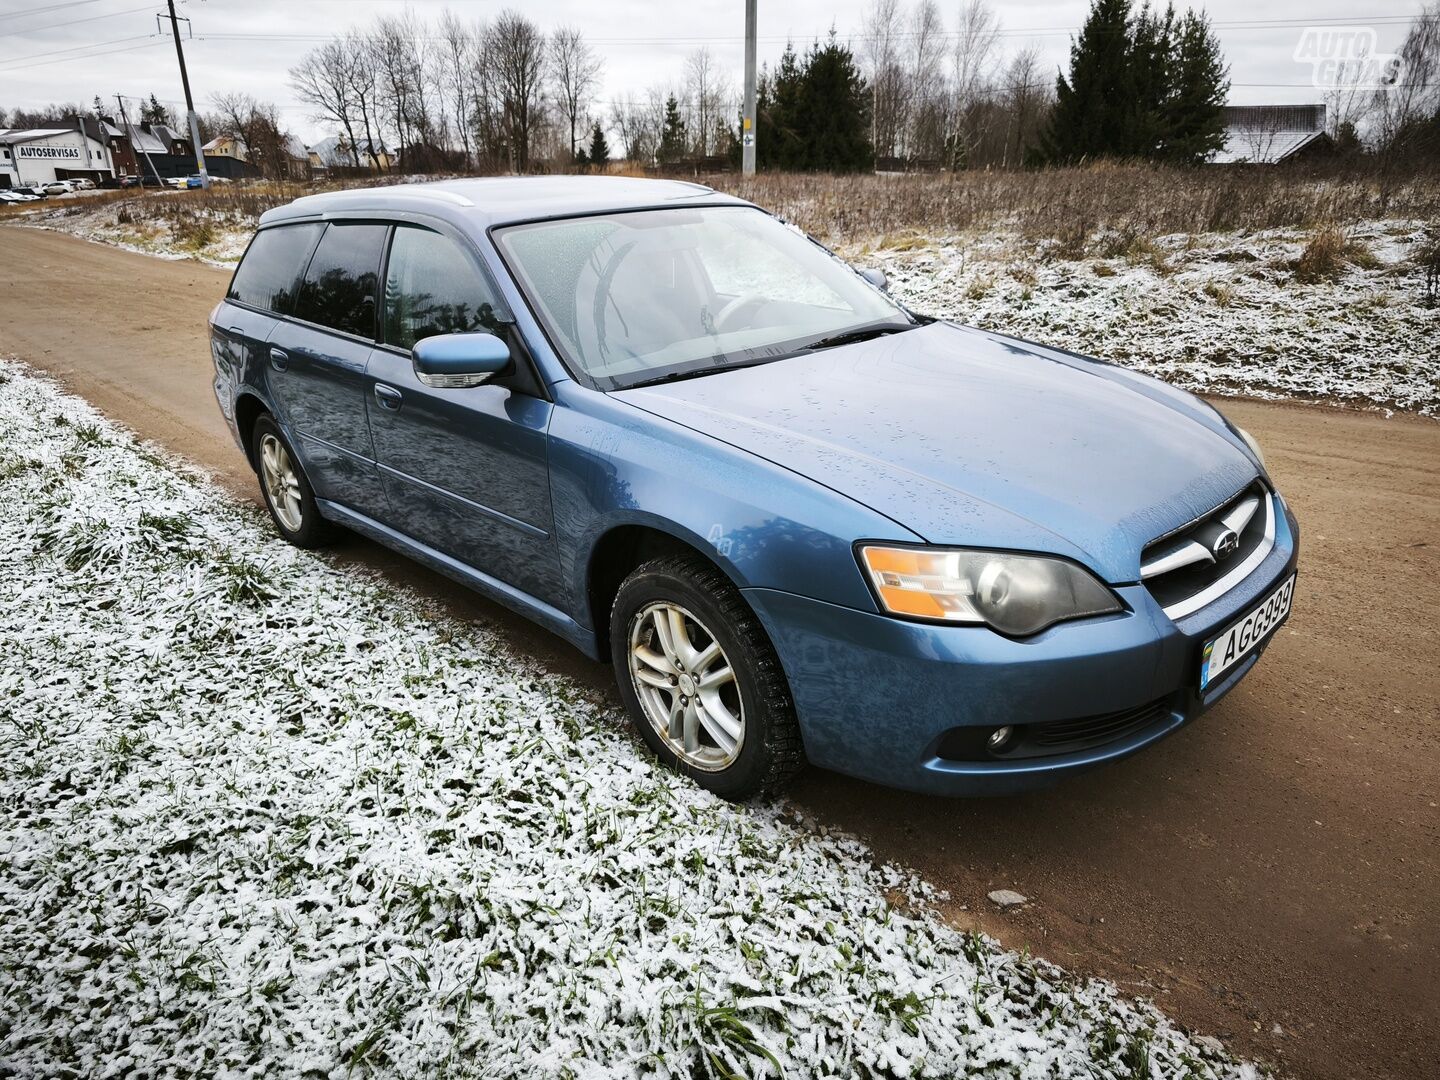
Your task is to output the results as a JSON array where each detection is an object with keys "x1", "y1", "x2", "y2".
[
  {"x1": 213, "y1": 222, "x2": 323, "y2": 440},
  {"x1": 269, "y1": 220, "x2": 390, "y2": 518},
  {"x1": 365, "y1": 222, "x2": 562, "y2": 606}
]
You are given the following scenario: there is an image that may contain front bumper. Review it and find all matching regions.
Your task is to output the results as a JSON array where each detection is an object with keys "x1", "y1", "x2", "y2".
[{"x1": 745, "y1": 497, "x2": 1299, "y2": 796}]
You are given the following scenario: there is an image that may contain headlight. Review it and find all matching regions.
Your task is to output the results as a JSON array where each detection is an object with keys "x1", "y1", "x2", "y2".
[
  {"x1": 858, "y1": 545, "x2": 1121, "y2": 636},
  {"x1": 1236, "y1": 426, "x2": 1265, "y2": 467}
]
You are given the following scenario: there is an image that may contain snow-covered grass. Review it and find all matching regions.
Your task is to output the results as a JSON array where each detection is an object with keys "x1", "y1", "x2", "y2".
[
  {"x1": 841, "y1": 220, "x2": 1440, "y2": 418},
  {"x1": 0, "y1": 358, "x2": 1258, "y2": 1078}
]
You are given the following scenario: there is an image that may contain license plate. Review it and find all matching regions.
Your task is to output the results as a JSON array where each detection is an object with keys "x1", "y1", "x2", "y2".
[{"x1": 1200, "y1": 573, "x2": 1296, "y2": 691}]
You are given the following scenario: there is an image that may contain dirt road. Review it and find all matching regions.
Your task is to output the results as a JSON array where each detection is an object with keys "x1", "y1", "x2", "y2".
[{"x1": 3, "y1": 227, "x2": 1437, "y2": 1079}]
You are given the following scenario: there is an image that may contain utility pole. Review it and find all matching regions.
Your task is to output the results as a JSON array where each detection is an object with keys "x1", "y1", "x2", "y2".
[
  {"x1": 164, "y1": 0, "x2": 209, "y2": 187},
  {"x1": 116, "y1": 93, "x2": 163, "y2": 187},
  {"x1": 742, "y1": 0, "x2": 757, "y2": 176}
]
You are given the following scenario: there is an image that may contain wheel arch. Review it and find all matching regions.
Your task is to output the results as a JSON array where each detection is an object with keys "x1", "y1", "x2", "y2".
[
  {"x1": 233, "y1": 391, "x2": 270, "y2": 469},
  {"x1": 583, "y1": 520, "x2": 747, "y2": 663}
]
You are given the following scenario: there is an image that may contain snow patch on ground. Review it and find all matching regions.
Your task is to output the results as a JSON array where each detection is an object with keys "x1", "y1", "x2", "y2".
[
  {"x1": 0, "y1": 359, "x2": 1258, "y2": 1078},
  {"x1": 843, "y1": 222, "x2": 1439, "y2": 417}
]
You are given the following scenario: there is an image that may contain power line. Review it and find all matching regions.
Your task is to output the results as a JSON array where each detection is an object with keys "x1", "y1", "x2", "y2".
[
  {"x1": 0, "y1": 0, "x2": 111, "y2": 22},
  {"x1": 0, "y1": 4, "x2": 153, "y2": 39},
  {"x1": 0, "y1": 31, "x2": 153, "y2": 67},
  {"x1": 0, "y1": 36, "x2": 164, "y2": 72}
]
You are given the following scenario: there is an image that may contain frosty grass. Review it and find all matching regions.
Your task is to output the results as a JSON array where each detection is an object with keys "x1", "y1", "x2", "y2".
[
  {"x1": 0, "y1": 360, "x2": 1258, "y2": 1078},
  {"x1": 849, "y1": 221, "x2": 1439, "y2": 418}
]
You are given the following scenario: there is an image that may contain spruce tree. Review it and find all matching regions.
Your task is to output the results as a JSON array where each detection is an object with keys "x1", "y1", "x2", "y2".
[
  {"x1": 1127, "y1": 3, "x2": 1176, "y2": 157},
  {"x1": 1161, "y1": 10, "x2": 1229, "y2": 163},
  {"x1": 1042, "y1": 0, "x2": 1229, "y2": 164},
  {"x1": 1041, "y1": 0, "x2": 1134, "y2": 162},
  {"x1": 587, "y1": 121, "x2": 610, "y2": 167},
  {"x1": 659, "y1": 95, "x2": 687, "y2": 164},
  {"x1": 795, "y1": 34, "x2": 873, "y2": 172}
]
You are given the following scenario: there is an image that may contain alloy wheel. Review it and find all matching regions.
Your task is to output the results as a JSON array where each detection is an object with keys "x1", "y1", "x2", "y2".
[
  {"x1": 258, "y1": 432, "x2": 304, "y2": 532},
  {"x1": 628, "y1": 601, "x2": 744, "y2": 771}
]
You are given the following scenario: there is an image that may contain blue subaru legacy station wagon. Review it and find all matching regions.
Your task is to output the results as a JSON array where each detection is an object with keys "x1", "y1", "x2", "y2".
[{"x1": 210, "y1": 177, "x2": 1298, "y2": 800}]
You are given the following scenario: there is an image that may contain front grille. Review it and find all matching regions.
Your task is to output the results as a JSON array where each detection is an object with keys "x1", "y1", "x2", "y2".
[
  {"x1": 934, "y1": 697, "x2": 1173, "y2": 761},
  {"x1": 1140, "y1": 481, "x2": 1272, "y2": 618}
]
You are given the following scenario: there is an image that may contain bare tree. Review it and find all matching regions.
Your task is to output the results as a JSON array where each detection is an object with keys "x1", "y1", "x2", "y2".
[
  {"x1": 999, "y1": 45, "x2": 1048, "y2": 167},
  {"x1": 1322, "y1": 39, "x2": 1375, "y2": 141},
  {"x1": 290, "y1": 40, "x2": 363, "y2": 167},
  {"x1": 1372, "y1": 3, "x2": 1440, "y2": 150},
  {"x1": 550, "y1": 26, "x2": 603, "y2": 163},
  {"x1": 862, "y1": 0, "x2": 908, "y2": 162},
  {"x1": 344, "y1": 29, "x2": 385, "y2": 171},
  {"x1": 435, "y1": 10, "x2": 476, "y2": 169},
  {"x1": 485, "y1": 10, "x2": 548, "y2": 171},
  {"x1": 949, "y1": 0, "x2": 1000, "y2": 168},
  {"x1": 370, "y1": 12, "x2": 435, "y2": 169},
  {"x1": 684, "y1": 47, "x2": 728, "y2": 157},
  {"x1": 907, "y1": 0, "x2": 947, "y2": 160}
]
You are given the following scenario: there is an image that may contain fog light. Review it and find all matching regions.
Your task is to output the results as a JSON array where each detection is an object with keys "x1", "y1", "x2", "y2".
[{"x1": 987, "y1": 725, "x2": 1014, "y2": 752}]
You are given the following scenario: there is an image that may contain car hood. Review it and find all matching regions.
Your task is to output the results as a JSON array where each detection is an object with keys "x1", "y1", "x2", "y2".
[{"x1": 613, "y1": 322, "x2": 1259, "y2": 583}]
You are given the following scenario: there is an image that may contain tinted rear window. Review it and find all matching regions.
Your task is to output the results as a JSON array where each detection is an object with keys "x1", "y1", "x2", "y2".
[
  {"x1": 227, "y1": 223, "x2": 322, "y2": 313},
  {"x1": 292, "y1": 222, "x2": 388, "y2": 338}
]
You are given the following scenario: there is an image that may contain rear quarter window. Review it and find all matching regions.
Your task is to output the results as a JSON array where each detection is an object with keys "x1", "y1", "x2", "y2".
[{"x1": 227, "y1": 223, "x2": 323, "y2": 313}]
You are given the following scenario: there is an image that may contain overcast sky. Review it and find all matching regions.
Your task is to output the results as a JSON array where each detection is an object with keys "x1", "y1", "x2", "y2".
[{"x1": 0, "y1": 0, "x2": 1423, "y2": 142}]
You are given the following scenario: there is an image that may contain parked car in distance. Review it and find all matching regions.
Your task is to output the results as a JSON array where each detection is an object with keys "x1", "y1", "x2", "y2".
[
  {"x1": 185, "y1": 174, "x2": 205, "y2": 189},
  {"x1": 119, "y1": 174, "x2": 142, "y2": 189},
  {"x1": 69, "y1": 178, "x2": 96, "y2": 190},
  {"x1": 43, "y1": 181, "x2": 74, "y2": 195},
  {"x1": 13, "y1": 185, "x2": 48, "y2": 198},
  {"x1": 210, "y1": 177, "x2": 1299, "y2": 800}
]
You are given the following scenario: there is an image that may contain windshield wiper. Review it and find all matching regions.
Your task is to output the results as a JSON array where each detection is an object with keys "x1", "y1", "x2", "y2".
[
  {"x1": 622, "y1": 356, "x2": 778, "y2": 390},
  {"x1": 797, "y1": 322, "x2": 917, "y2": 353}
]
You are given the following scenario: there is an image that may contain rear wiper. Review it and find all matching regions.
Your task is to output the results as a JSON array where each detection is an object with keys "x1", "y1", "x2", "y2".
[{"x1": 798, "y1": 322, "x2": 917, "y2": 353}]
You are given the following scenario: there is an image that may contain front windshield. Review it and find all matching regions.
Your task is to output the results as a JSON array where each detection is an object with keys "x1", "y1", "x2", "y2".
[{"x1": 494, "y1": 205, "x2": 911, "y2": 389}]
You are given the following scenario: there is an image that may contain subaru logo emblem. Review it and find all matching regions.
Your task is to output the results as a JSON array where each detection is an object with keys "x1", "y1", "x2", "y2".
[{"x1": 1212, "y1": 528, "x2": 1240, "y2": 560}]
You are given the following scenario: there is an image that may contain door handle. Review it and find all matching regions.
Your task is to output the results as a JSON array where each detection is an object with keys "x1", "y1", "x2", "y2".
[
  {"x1": 374, "y1": 384, "x2": 403, "y2": 412},
  {"x1": 268, "y1": 347, "x2": 289, "y2": 372},
  {"x1": 227, "y1": 326, "x2": 245, "y2": 336}
]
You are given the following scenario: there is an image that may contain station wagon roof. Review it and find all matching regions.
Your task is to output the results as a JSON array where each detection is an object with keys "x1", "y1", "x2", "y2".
[{"x1": 259, "y1": 176, "x2": 753, "y2": 230}]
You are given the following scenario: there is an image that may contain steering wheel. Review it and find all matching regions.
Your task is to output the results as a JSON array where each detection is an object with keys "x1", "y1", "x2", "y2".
[{"x1": 712, "y1": 295, "x2": 769, "y2": 333}]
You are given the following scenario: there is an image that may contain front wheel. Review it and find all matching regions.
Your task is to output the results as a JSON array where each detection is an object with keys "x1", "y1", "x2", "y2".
[{"x1": 610, "y1": 554, "x2": 804, "y2": 800}]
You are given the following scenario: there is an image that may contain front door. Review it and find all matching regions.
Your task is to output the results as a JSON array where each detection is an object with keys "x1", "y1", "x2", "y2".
[
  {"x1": 268, "y1": 220, "x2": 390, "y2": 518},
  {"x1": 365, "y1": 223, "x2": 561, "y2": 607}
]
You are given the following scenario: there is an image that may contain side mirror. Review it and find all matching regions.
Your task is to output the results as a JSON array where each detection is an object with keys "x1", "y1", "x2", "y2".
[
  {"x1": 412, "y1": 332, "x2": 511, "y2": 389},
  {"x1": 859, "y1": 267, "x2": 888, "y2": 292}
]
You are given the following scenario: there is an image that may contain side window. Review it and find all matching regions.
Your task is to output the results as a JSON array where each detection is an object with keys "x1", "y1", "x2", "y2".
[
  {"x1": 383, "y1": 225, "x2": 506, "y2": 351},
  {"x1": 227, "y1": 223, "x2": 322, "y2": 313},
  {"x1": 292, "y1": 222, "x2": 388, "y2": 338}
]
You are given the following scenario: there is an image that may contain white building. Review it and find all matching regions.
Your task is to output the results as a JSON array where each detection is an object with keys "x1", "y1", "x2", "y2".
[
  {"x1": 0, "y1": 121, "x2": 115, "y2": 187},
  {"x1": 1210, "y1": 104, "x2": 1331, "y2": 165}
]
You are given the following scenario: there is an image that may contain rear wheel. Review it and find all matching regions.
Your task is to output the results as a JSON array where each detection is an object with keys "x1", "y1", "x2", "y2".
[
  {"x1": 611, "y1": 554, "x2": 804, "y2": 800},
  {"x1": 251, "y1": 414, "x2": 334, "y2": 549}
]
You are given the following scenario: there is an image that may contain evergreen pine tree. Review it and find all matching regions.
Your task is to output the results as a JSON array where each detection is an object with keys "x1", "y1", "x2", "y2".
[
  {"x1": 659, "y1": 95, "x2": 687, "y2": 164},
  {"x1": 1127, "y1": 3, "x2": 1176, "y2": 157},
  {"x1": 141, "y1": 93, "x2": 171, "y2": 128},
  {"x1": 767, "y1": 43, "x2": 806, "y2": 168},
  {"x1": 587, "y1": 121, "x2": 610, "y2": 167},
  {"x1": 1040, "y1": 0, "x2": 1136, "y2": 162},
  {"x1": 795, "y1": 33, "x2": 873, "y2": 172},
  {"x1": 1161, "y1": 9, "x2": 1229, "y2": 163}
]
